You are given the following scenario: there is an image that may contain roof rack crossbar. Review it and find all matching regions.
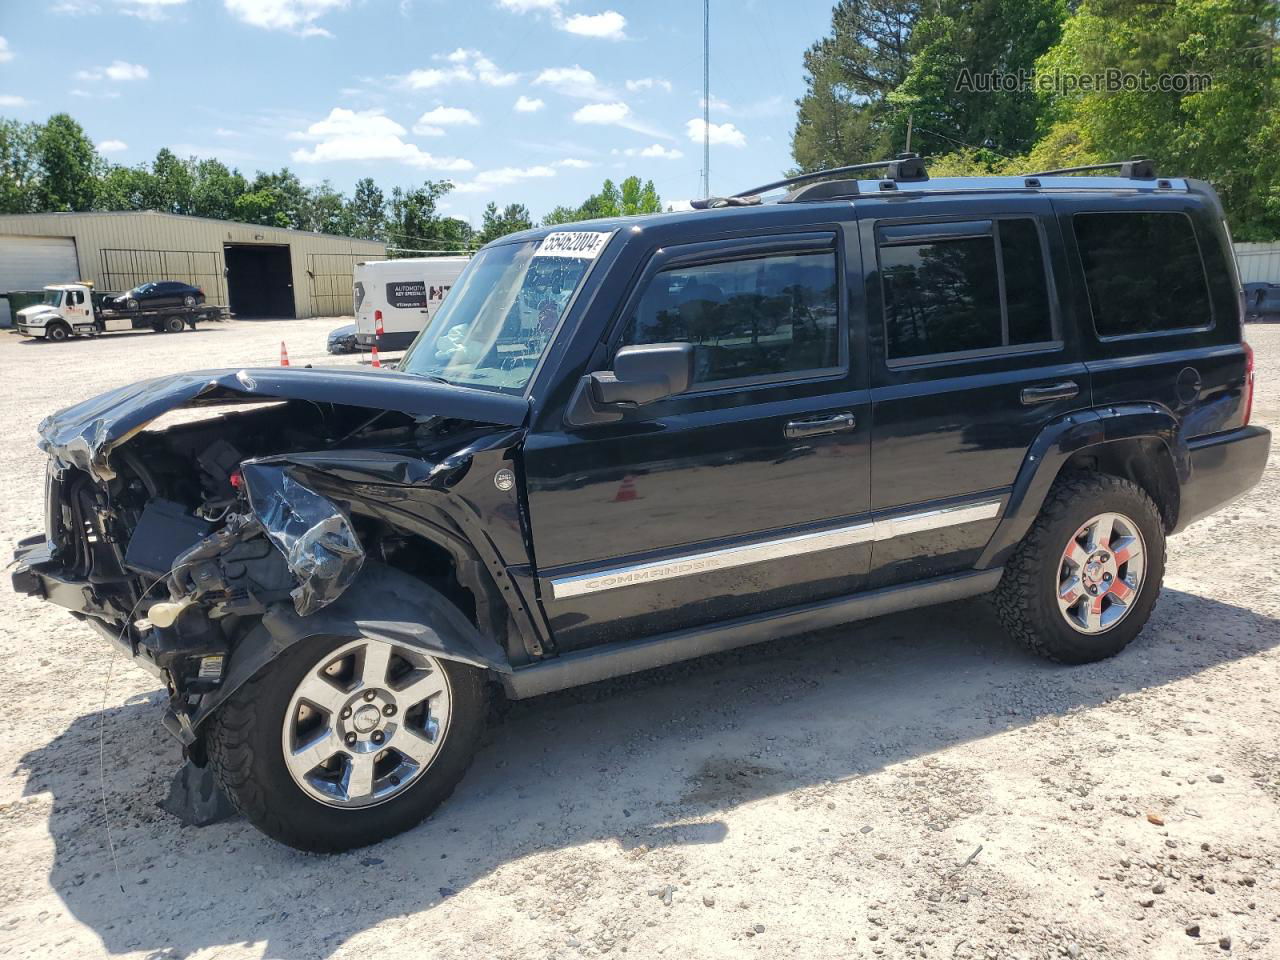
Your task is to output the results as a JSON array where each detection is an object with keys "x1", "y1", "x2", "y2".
[
  {"x1": 1022, "y1": 156, "x2": 1156, "y2": 180},
  {"x1": 732, "y1": 153, "x2": 928, "y2": 199}
]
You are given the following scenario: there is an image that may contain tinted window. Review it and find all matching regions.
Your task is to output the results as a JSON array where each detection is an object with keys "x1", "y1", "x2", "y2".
[
  {"x1": 1074, "y1": 212, "x2": 1212, "y2": 336},
  {"x1": 880, "y1": 218, "x2": 1053, "y2": 362},
  {"x1": 157, "y1": 282, "x2": 183, "y2": 293},
  {"x1": 623, "y1": 249, "x2": 841, "y2": 386}
]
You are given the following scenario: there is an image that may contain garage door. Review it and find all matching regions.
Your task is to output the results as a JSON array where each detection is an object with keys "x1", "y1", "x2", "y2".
[{"x1": 0, "y1": 234, "x2": 80, "y2": 326}]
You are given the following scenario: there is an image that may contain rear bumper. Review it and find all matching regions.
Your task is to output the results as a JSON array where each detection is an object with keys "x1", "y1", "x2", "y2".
[
  {"x1": 1173, "y1": 425, "x2": 1272, "y2": 533},
  {"x1": 356, "y1": 330, "x2": 417, "y2": 350}
]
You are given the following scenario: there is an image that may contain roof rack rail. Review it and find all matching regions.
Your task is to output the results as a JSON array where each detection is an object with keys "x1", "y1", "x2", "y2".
[
  {"x1": 727, "y1": 153, "x2": 928, "y2": 200},
  {"x1": 1022, "y1": 155, "x2": 1156, "y2": 180}
]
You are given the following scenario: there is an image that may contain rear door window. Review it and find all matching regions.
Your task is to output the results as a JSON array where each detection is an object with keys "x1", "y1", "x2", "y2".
[
  {"x1": 1073, "y1": 211, "x2": 1213, "y2": 337},
  {"x1": 878, "y1": 218, "x2": 1055, "y2": 364}
]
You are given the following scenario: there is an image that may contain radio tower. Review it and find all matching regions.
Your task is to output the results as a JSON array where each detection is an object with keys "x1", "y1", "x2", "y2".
[{"x1": 702, "y1": 0, "x2": 710, "y2": 198}]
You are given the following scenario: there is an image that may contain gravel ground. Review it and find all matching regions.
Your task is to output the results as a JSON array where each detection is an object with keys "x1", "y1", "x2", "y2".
[{"x1": 0, "y1": 318, "x2": 1277, "y2": 960}]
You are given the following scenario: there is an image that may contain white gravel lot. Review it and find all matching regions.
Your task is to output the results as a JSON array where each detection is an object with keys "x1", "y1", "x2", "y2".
[{"x1": 0, "y1": 317, "x2": 1277, "y2": 960}]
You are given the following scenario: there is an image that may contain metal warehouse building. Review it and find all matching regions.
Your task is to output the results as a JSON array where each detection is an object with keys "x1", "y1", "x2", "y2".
[{"x1": 0, "y1": 210, "x2": 385, "y2": 325}]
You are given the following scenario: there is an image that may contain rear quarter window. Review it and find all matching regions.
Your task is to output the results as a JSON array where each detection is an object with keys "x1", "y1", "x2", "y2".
[{"x1": 1073, "y1": 211, "x2": 1213, "y2": 337}]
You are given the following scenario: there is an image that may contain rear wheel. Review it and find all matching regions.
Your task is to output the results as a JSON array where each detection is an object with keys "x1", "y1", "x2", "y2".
[
  {"x1": 208, "y1": 632, "x2": 486, "y2": 852},
  {"x1": 163, "y1": 315, "x2": 186, "y2": 333},
  {"x1": 993, "y1": 473, "x2": 1166, "y2": 664},
  {"x1": 45, "y1": 322, "x2": 70, "y2": 342},
  {"x1": 183, "y1": 294, "x2": 196, "y2": 307}
]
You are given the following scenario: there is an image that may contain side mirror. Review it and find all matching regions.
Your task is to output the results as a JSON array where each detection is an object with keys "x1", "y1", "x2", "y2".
[{"x1": 591, "y1": 342, "x2": 694, "y2": 406}]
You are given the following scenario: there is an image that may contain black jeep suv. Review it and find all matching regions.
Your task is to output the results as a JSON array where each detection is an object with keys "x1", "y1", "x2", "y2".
[{"x1": 12, "y1": 158, "x2": 1270, "y2": 851}]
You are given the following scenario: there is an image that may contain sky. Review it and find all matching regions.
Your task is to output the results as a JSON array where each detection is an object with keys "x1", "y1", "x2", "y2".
[{"x1": 0, "y1": 0, "x2": 832, "y2": 225}]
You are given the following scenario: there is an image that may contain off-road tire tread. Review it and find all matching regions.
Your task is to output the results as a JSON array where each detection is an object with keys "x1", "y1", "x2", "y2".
[
  {"x1": 207, "y1": 643, "x2": 487, "y2": 852},
  {"x1": 993, "y1": 472, "x2": 1165, "y2": 664}
]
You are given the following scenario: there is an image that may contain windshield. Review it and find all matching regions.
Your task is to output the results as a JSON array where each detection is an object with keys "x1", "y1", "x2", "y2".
[
  {"x1": 399, "y1": 233, "x2": 607, "y2": 393},
  {"x1": 41, "y1": 290, "x2": 64, "y2": 307}
]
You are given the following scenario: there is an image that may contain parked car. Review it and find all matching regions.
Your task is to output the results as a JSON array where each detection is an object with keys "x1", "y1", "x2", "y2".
[
  {"x1": 326, "y1": 322, "x2": 359, "y2": 354},
  {"x1": 1244, "y1": 281, "x2": 1280, "y2": 321},
  {"x1": 12, "y1": 157, "x2": 1269, "y2": 852},
  {"x1": 106, "y1": 280, "x2": 206, "y2": 312}
]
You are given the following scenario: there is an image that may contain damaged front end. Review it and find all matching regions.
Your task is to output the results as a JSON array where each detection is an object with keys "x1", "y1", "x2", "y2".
[{"x1": 13, "y1": 366, "x2": 528, "y2": 748}]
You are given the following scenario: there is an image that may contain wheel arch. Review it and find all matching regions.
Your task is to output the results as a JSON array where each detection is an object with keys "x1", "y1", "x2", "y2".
[
  {"x1": 174, "y1": 562, "x2": 512, "y2": 751},
  {"x1": 977, "y1": 404, "x2": 1188, "y2": 569}
]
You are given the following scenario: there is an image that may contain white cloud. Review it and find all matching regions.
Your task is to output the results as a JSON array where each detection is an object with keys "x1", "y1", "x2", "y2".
[
  {"x1": 412, "y1": 106, "x2": 479, "y2": 136},
  {"x1": 496, "y1": 0, "x2": 560, "y2": 11},
  {"x1": 686, "y1": 117, "x2": 746, "y2": 148},
  {"x1": 401, "y1": 49, "x2": 516, "y2": 90},
  {"x1": 75, "y1": 60, "x2": 149, "y2": 82},
  {"x1": 97, "y1": 139, "x2": 128, "y2": 153},
  {"x1": 51, "y1": 1, "x2": 103, "y2": 14},
  {"x1": 556, "y1": 157, "x2": 592, "y2": 168},
  {"x1": 0, "y1": 37, "x2": 12, "y2": 63},
  {"x1": 0, "y1": 95, "x2": 30, "y2": 108},
  {"x1": 289, "y1": 108, "x2": 472, "y2": 171},
  {"x1": 534, "y1": 65, "x2": 613, "y2": 100},
  {"x1": 574, "y1": 101, "x2": 669, "y2": 138},
  {"x1": 562, "y1": 10, "x2": 626, "y2": 40},
  {"x1": 514, "y1": 95, "x2": 544, "y2": 113},
  {"x1": 702, "y1": 93, "x2": 785, "y2": 119},
  {"x1": 452, "y1": 164, "x2": 555, "y2": 194},
  {"x1": 617, "y1": 143, "x2": 683, "y2": 159},
  {"x1": 214, "y1": 127, "x2": 241, "y2": 137},
  {"x1": 223, "y1": 0, "x2": 347, "y2": 37},
  {"x1": 118, "y1": 0, "x2": 187, "y2": 20},
  {"x1": 70, "y1": 88, "x2": 121, "y2": 99},
  {"x1": 626, "y1": 77, "x2": 672, "y2": 93}
]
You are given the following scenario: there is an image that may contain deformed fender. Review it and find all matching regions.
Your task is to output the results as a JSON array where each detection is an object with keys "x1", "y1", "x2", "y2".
[
  {"x1": 975, "y1": 403, "x2": 1188, "y2": 570},
  {"x1": 171, "y1": 562, "x2": 512, "y2": 743}
]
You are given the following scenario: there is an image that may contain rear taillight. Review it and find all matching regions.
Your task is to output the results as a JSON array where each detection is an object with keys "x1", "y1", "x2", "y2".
[{"x1": 1243, "y1": 341, "x2": 1255, "y2": 427}]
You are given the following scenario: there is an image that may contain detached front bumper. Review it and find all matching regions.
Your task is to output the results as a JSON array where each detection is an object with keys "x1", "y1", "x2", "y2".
[{"x1": 1174, "y1": 425, "x2": 1272, "y2": 533}]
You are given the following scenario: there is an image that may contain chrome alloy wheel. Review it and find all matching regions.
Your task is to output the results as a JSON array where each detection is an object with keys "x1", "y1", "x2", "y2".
[
  {"x1": 1056, "y1": 511, "x2": 1146, "y2": 635},
  {"x1": 281, "y1": 637, "x2": 453, "y2": 808}
]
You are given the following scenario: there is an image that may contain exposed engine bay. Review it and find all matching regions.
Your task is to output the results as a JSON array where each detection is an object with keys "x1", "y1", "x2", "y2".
[{"x1": 15, "y1": 367, "x2": 532, "y2": 752}]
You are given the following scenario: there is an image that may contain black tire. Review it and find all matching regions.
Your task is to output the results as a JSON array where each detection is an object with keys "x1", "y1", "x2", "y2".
[
  {"x1": 45, "y1": 322, "x2": 70, "y2": 342},
  {"x1": 163, "y1": 315, "x2": 186, "y2": 333},
  {"x1": 126, "y1": 298, "x2": 139, "y2": 311},
  {"x1": 993, "y1": 472, "x2": 1166, "y2": 664},
  {"x1": 207, "y1": 634, "x2": 487, "y2": 852}
]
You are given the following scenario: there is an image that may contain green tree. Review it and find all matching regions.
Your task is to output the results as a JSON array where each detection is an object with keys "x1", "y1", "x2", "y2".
[
  {"x1": 190, "y1": 158, "x2": 248, "y2": 220},
  {"x1": 1036, "y1": 0, "x2": 1280, "y2": 239},
  {"x1": 891, "y1": 0, "x2": 1065, "y2": 158},
  {"x1": 304, "y1": 180, "x2": 352, "y2": 235},
  {"x1": 148, "y1": 148, "x2": 195, "y2": 214},
  {"x1": 33, "y1": 113, "x2": 98, "y2": 211},
  {"x1": 0, "y1": 118, "x2": 39, "y2": 213},
  {"x1": 233, "y1": 168, "x2": 309, "y2": 228},
  {"x1": 540, "y1": 204, "x2": 581, "y2": 226},
  {"x1": 619, "y1": 176, "x2": 663, "y2": 215},
  {"x1": 792, "y1": 0, "x2": 921, "y2": 171},
  {"x1": 93, "y1": 163, "x2": 155, "y2": 210},
  {"x1": 386, "y1": 180, "x2": 456, "y2": 254},
  {"x1": 346, "y1": 177, "x2": 386, "y2": 240},
  {"x1": 476, "y1": 202, "x2": 534, "y2": 245}
]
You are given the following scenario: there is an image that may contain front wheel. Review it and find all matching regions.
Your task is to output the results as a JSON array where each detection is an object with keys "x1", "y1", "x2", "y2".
[
  {"x1": 207, "y1": 633, "x2": 487, "y2": 851},
  {"x1": 45, "y1": 322, "x2": 70, "y2": 342},
  {"x1": 993, "y1": 473, "x2": 1166, "y2": 664}
]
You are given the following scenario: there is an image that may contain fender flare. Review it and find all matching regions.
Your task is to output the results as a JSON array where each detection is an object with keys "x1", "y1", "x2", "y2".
[
  {"x1": 976, "y1": 403, "x2": 1188, "y2": 570},
  {"x1": 170, "y1": 563, "x2": 512, "y2": 744}
]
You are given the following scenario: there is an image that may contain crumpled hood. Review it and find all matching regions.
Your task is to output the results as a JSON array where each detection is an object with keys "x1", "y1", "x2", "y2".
[{"x1": 37, "y1": 365, "x2": 530, "y2": 481}]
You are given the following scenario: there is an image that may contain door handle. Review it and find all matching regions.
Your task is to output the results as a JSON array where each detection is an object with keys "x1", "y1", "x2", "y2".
[
  {"x1": 1021, "y1": 381, "x2": 1079, "y2": 405},
  {"x1": 784, "y1": 412, "x2": 856, "y2": 439}
]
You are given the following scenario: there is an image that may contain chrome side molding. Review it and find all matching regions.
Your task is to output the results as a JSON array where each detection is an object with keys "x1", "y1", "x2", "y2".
[{"x1": 550, "y1": 498, "x2": 1002, "y2": 599}]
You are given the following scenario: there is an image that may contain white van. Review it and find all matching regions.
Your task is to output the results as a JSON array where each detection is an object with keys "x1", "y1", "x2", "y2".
[{"x1": 353, "y1": 257, "x2": 469, "y2": 351}]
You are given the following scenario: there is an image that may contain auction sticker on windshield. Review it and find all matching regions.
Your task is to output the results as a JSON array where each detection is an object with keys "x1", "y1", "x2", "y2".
[{"x1": 537, "y1": 231, "x2": 612, "y2": 259}]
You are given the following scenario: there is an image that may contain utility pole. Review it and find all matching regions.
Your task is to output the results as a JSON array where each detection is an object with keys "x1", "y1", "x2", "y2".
[
  {"x1": 701, "y1": 0, "x2": 711, "y2": 199},
  {"x1": 905, "y1": 112, "x2": 914, "y2": 154}
]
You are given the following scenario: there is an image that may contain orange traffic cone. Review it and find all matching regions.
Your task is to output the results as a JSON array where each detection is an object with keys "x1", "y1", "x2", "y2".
[
  {"x1": 613, "y1": 475, "x2": 639, "y2": 502},
  {"x1": 280, "y1": 341, "x2": 290, "y2": 366},
  {"x1": 370, "y1": 344, "x2": 381, "y2": 368},
  {"x1": 374, "y1": 309, "x2": 385, "y2": 339}
]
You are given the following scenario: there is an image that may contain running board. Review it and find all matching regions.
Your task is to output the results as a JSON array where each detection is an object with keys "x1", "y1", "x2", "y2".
[{"x1": 502, "y1": 568, "x2": 1003, "y2": 699}]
